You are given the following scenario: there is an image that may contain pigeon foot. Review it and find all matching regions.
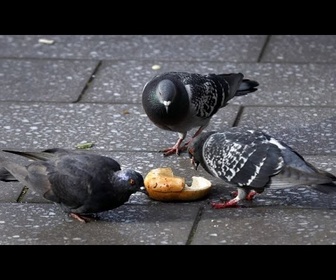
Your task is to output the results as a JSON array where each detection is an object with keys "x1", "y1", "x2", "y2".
[
  {"x1": 211, "y1": 200, "x2": 240, "y2": 209},
  {"x1": 160, "y1": 147, "x2": 181, "y2": 157},
  {"x1": 230, "y1": 190, "x2": 257, "y2": 201},
  {"x1": 69, "y1": 213, "x2": 96, "y2": 223},
  {"x1": 161, "y1": 145, "x2": 187, "y2": 157}
]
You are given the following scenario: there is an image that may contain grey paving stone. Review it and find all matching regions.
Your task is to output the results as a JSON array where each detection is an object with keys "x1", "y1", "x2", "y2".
[
  {"x1": 1, "y1": 153, "x2": 335, "y2": 245},
  {"x1": 82, "y1": 60, "x2": 263, "y2": 104},
  {"x1": 0, "y1": 182, "x2": 24, "y2": 203},
  {"x1": 0, "y1": 58, "x2": 98, "y2": 102},
  {"x1": 0, "y1": 203, "x2": 199, "y2": 245},
  {"x1": 0, "y1": 34, "x2": 335, "y2": 246},
  {"x1": 238, "y1": 106, "x2": 336, "y2": 155},
  {"x1": 191, "y1": 207, "x2": 336, "y2": 245},
  {"x1": 262, "y1": 35, "x2": 336, "y2": 63},
  {"x1": 230, "y1": 63, "x2": 336, "y2": 106},
  {"x1": 0, "y1": 103, "x2": 240, "y2": 151},
  {"x1": 83, "y1": 61, "x2": 336, "y2": 106},
  {"x1": 0, "y1": 35, "x2": 266, "y2": 61},
  {"x1": 5, "y1": 151, "x2": 335, "y2": 210}
]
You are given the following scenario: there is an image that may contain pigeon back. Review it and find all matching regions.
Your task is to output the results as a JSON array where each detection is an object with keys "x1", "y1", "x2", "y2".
[
  {"x1": 196, "y1": 130, "x2": 283, "y2": 190},
  {"x1": 189, "y1": 127, "x2": 336, "y2": 192}
]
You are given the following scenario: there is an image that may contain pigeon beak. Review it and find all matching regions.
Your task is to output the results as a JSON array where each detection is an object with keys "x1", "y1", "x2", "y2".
[
  {"x1": 190, "y1": 157, "x2": 199, "y2": 170},
  {"x1": 163, "y1": 101, "x2": 171, "y2": 113},
  {"x1": 139, "y1": 186, "x2": 148, "y2": 194}
]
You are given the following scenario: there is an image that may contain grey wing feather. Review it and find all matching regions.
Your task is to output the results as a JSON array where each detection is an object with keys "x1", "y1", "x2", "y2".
[
  {"x1": 203, "y1": 131, "x2": 283, "y2": 188},
  {"x1": 188, "y1": 75, "x2": 225, "y2": 119}
]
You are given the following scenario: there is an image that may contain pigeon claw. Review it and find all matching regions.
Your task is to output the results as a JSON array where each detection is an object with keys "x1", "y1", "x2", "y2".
[
  {"x1": 230, "y1": 190, "x2": 257, "y2": 201},
  {"x1": 211, "y1": 200, "x2": 240, "y2": 209},
  {"x1": 160, "y1": 147, "x2": 180, "y2": 157},
  {"x1": 161, "y1": 145, "x2": 187, "y2": 157},
  {"x1": 246, "y1": 190, "x2": 257, "y2": 201},
  {"x1": 69, "y1": 213, "x2": 96, "y2": 223},
  {"x1": 160, "y1": 138, "x2": 188, "y2": 157}
]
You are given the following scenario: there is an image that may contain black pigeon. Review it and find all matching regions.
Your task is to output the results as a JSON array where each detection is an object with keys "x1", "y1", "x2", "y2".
[
  {"x1": 0, "y1": 148, "x2": 144, "y2": 222},
  {"x1": 187, "y1": 127, "x2": 336, "y2": 208},
  {"x1": 142, "y1": 71, "x2": 259, "y2": 156}
]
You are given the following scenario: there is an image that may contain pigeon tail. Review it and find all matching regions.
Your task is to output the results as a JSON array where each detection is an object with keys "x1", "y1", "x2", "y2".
[
  {"x1": 2, "y1": 149, "x2": 60, "y2": 161},
  {"x1": 0, "y1": 167, "x2": 17, "y2": 182},
  {"x1": 0, "y1": 157, "x2": 30, "y2": 186},
  {"x1": 311, "y1": 182, "x2": 336, "y2": 194},
  {"x1": 236, "y1": 79, "x2": 259, "y2": 96}
]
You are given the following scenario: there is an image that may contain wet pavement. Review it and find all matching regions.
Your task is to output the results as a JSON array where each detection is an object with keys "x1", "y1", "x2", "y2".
[{"x1": 0, "y1": 35, "x2": 335, "y2": 245}]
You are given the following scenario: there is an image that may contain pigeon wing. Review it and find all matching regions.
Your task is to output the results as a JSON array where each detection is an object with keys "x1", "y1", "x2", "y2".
[{"x1": 202, "y1": 130, "x2": 283, "y2": 188}]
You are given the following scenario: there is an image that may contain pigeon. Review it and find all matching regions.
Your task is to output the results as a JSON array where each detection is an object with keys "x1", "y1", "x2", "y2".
[
  {"x1": 187, "y1": 127, "x2": 336, "y2": 208},
  {"x1": 141, "y1": 71, "x2": 259, "y2": 156},
  {"x1": 0, "y1": 148, "x2": 144, "y2": 222}
]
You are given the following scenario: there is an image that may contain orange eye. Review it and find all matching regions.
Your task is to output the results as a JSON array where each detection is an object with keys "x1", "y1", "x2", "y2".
[{"x1": 129, "y1": 179, "x2": 136, "y2": 185}]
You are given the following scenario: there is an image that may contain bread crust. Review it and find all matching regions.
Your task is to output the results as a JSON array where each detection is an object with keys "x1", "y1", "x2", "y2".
[{"x1": 144, "y1": 167, "x2": 211, "y2": 201}]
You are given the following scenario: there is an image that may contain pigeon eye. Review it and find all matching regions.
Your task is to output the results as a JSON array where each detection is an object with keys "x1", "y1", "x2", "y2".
[{"x1": 129, "y1": 179, "x2": 136, "y2": 185}]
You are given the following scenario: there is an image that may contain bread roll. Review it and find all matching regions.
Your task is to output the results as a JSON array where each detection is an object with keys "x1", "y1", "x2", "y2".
[{"x1": 144, "y1": 167, "x2": 211, "y2": 201}]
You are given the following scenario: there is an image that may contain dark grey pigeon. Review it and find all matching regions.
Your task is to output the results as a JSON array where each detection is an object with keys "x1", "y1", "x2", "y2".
[
  {"x1": 187, "y1": 127, "x2": 336, "y2": 208},
  {"x1": 142, "y1": 71, "x2": 259, "y2": 156},
  {"x1": 0, "y1": 148, "x2": 144, "y2": 222}
]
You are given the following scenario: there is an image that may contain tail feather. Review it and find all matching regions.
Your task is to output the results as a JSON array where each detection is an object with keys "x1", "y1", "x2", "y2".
[
  {"x1": 311, "y1": 182, "x2": 336, "y2": 194},
  {"x1": 216, "y1": 73, "x2": 258, "y2": 99},
  {"x1": 1, "y1": 149, "x2": 64, "y2": 181},
  {"x1": 268, "y1": 164, "x2": 336, "y2": 191},
  {"x1": 0, "y1": 157, "x2": 30, "y2": 186},
  {"x1": 2, "y1": 149, "x2": 59, "y2": 161},
  {"x1": 0, "y1": 167, "x2": 17, "y2": 182},
  {"x1": 236, "y1": 79, "x2": 259, "y2": 96}
]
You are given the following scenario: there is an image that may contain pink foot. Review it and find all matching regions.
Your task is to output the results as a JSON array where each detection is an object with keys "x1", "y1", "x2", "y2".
[
  {"x1": 246, "y1": 190, "x2": 257, "y2": 201},
  {"x1": 160, "y1": 146, "x2": 183, "y2": 156},
  {"x1": 69, "y1": 213, "x2": 95, "y2": 223},
  {"x1": 231, "y1": 190, "x2": 257, "y2": 201},
  {"x1": 160, "y1": 138, "x2": 186, "y2": 156},
  {"x1": 211, "y1": 200, "x2": 240, "y2": 209}
]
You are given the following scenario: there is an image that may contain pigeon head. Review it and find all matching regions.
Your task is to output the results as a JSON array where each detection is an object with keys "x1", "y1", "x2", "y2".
[
  {"x1": 157, "y1": 79, "x2": 177, "y2": 113},
  {"x1": 188, "y1": 131, "x2": 217, "y2": 170},
  {"x1": 114, "y1": 169, "x2": 144, "y2": 193},
  {"x1": 188, "y1": 146, "x2": 200, "y2": 170},
  {"x1": 187, "y1": 138, "x2": 199, "y2": 170}
]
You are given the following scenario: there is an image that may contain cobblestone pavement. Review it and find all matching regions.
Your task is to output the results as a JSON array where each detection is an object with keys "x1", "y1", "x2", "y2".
[{"x1": 0, "y1": 35, "x2": 335, "y2": 245}]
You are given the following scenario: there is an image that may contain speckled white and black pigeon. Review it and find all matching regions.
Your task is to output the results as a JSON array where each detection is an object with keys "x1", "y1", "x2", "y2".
[
  {"x1": 187, "y1": 127, "x2": 336, "y2": 208},
  {"x1": 0, "y1": 148, "x2": 144, "y2": 222},
  {"x1": 142, "y1": 71, "x2": 259, "y2": 156}
]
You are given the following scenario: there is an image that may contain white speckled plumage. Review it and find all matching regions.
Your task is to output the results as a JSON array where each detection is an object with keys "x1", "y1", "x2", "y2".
[{"x1": 188, "y1": 127, "x2": 336, "y2": 208}]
